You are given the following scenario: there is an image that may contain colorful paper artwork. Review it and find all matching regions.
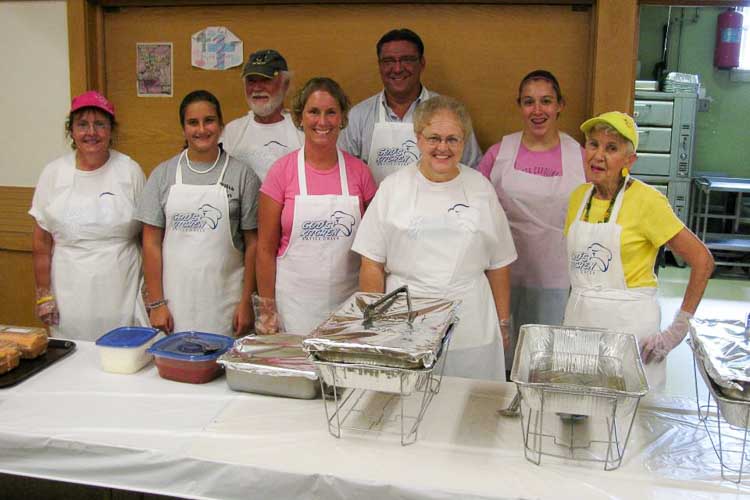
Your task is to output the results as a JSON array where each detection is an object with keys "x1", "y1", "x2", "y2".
[
  {"x1": 136, "y1": 43, "x2": 173, "y2": 97},
  {"x1": 191, "y1": 27, "x2": 243, "y2": 70}
]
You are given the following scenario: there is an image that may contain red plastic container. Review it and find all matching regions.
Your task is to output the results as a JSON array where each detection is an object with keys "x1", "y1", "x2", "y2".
[{"x1": 147, "y1": 332, "x2": 233, "y2": 384}]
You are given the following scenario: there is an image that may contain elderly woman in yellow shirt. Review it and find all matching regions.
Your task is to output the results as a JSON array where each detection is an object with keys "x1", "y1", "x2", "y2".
[{"x1": 563, "y1": 111, "x2": 714, "y2": 389}]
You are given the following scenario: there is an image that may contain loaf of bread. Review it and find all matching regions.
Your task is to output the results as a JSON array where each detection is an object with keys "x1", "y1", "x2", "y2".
[
  {"x1": 0, "y1": 326, "x2": 49, "y2": 359},
  {"x1": 0, "y1": 340, "x2": 21, "y2": 374}
]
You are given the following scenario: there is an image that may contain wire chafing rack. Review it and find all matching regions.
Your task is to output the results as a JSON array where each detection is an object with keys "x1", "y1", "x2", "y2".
[
  {"x1": 692, "y1": 350, "x2": 750, "y2": 483},
  {"x1": 314, "y1": 343, "x2": 450, "y2": 446},
  {"x1": 511, "y1": 325, "x2": 649, "y2": 470}
]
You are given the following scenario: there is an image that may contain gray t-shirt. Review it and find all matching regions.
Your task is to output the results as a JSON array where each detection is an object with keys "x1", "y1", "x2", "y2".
[{"x1": 135, "y1": 149, "x2": 260, "y2": 251}]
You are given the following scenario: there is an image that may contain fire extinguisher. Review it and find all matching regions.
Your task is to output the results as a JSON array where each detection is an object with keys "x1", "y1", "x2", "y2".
[{"x1": 715, "y1": 8, "x2": 743, "y2": 69}]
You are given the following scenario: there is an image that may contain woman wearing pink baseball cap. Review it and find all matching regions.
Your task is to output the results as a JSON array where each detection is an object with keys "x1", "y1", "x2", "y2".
[{"x1": 29, "y1": 91, "x2": 149, "y2": 340}]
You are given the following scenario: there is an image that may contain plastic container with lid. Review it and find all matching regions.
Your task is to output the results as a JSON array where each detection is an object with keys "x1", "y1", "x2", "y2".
[
  {"x1": 147, "y1": 332, "x2": 233, "y2": 384},
  {"x1": 95, "y1": 327, "x2": 161, "y2": 374}
]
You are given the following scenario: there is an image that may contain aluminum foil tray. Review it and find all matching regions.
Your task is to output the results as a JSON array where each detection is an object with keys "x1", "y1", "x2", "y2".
[
  {"x1": 689, "y1": 318, "x2": 750, "y2": 400},
  {"x1": 303, "y1": 291, "x2": 459, "y2": 369},
  {"x1": 510, "y1": 325, "x2": 648, "y2": 417},
  {"x1": 218, "y1": 334, "x2": 321, "y2": 399},
  {"x1": 694, "y1": 352, "x2": 750, "y2": 429},
  {"x1": 314, "y1": 360, "x2": 431, "y2": 395}
]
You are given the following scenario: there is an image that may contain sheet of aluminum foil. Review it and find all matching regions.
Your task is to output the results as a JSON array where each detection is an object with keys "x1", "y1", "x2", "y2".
[
  {"x1": 218, "y1": 334, "x2": 318, "y2": 380},
  {"x1": 689, "y1": 318, "x2": 750, "y2": 397},
  {"x1": 303, "y1": 291, "x2": 459, "y2": 369}
]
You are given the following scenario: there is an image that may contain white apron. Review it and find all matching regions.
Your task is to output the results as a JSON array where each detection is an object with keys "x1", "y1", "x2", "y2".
[
  {"x1": 275, "y1": 147, "x2": 361, "y2": 334},
  {"x1": 563, "y1": 177, "x2": 665, "y2": 389},
  {"x1": 162, "y1": 150, "x2": 244, "y2": 336},
  {"x1": 230, "y1": 113, "x2": 301, "y2": 181},
  {"x1": 384, "y1": 168, "x2": 505, "y2": 380},
  {"x1": 366, "y1": 91, "x2": 424, "y2": 185},
  {"x1": 43, "y1": 152, "x2": 148, "y2": 341},
  {"x1": 491, "y1": 132, "x2": 584, "y2": 367}
]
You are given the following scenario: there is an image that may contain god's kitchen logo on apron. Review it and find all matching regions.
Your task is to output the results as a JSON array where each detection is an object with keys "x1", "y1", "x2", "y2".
[
  {"x1": 571, "y1": 243, "x2": 613, "y2": 275},
  {"x1": 300, "y1": 211, "x2": 356, "y2": 240},
  {"x1": 375, "y1": 139, "x2": 419, "y2": 167},
  {"x1": 171, "y1": 203, "x2": 223, "y2": 231}
]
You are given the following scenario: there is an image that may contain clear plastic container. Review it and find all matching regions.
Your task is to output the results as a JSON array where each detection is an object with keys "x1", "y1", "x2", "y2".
[
  {"x1": 95, "y1": 327, "x2": 161, "y2": 374},
  {"x1": 147, "y1": 332, "x2": 233, "y2": 384}
]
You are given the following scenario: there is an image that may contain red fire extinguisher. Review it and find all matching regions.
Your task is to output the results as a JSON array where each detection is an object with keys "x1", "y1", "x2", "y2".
[{"x1": 715, "y1": 8, "x2": 743, "y2": 69}]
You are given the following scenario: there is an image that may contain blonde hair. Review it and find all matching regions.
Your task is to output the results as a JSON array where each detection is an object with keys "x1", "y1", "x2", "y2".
[
  {"x1": 413, "y1": 95, "x2": 473, "y2": 138},
  {"x1": 290, "y1": 77, "x2": 351, "y2": 130}
]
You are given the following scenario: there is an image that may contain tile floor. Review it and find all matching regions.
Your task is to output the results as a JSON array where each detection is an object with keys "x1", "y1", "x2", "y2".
[{"x1": 659, "y1": 264, "x2": 750, "y2": 401}]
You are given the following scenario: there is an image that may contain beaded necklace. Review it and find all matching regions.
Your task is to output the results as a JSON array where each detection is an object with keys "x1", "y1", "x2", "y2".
[{"x1": 582, "y1": 177, "x2": 629, "y2": 223}]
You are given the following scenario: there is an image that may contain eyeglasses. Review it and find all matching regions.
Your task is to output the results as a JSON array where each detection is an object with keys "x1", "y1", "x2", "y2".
[
  {"x1": 422, "y1": 134, "x2": 463, "y2": 148},
  {"x1": 73, "y1": 120, "x2": 111, "y2": 132},
  {"x1": 378, "y1": 55, "x2": 421, "y2": 68}
]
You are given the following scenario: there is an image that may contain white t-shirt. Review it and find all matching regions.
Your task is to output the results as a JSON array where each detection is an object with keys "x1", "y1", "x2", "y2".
[
  {"x1": 221, "y1": 111, "x2": 303, "y2": 181},
  {"x1": 30, "y1": 150, "x2": 145, "y2": 234},
  {"x1": 352, "y1": 163, "x2": 516, "y2": 274}
]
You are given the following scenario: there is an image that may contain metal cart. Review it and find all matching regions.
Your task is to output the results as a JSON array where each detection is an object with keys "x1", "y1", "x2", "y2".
[{"x1": 690, "y1": 176, "x2": 750, "y2": 270}]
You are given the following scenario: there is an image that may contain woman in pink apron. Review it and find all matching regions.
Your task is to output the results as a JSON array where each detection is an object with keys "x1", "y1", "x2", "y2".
[
  {"x1": 256, "y1": 78, "x2": 377, "y2": 335},
  {"x1": 563, "y1": 111, "x2": 714, "y2": 390},
  {"x1": 30, "y1": 91, "x2": 148, "y2": 340},
  {"x1": 478, "y1": 70, "x2": 586, "y2": 373}
]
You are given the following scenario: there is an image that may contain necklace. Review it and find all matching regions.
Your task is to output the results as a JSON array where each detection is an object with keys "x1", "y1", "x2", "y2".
[
  {"x1": 582, "y1": 178, "x2": 628, "y2": 223},
  {"x1": 184, "y1": 149, "x2": 221, "y2": 174}
]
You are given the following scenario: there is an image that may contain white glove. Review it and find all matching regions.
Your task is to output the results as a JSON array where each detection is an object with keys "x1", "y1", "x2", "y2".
[
  {"x1": 640, "y1": 309, "x2": 692, "y2": 364},
  {"x1": 35, "y1": 287, "x2": 59, "y2": 326}
]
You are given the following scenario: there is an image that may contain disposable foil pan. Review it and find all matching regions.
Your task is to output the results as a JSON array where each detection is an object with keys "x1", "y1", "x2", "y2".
[
  {"x1": 689, "y1": 318, "x2": 750, "y2": 399},
  {"x1": 694, "y1": 353, "x2": 750, "y2": 428},
  {"x1": 510, "y1": 325, "x2": 649, "y2": 417},
  {"x1": 303, "y1": 289, "x2": 459, "y2": 369},
  {"x1": 218, "y1": 334, "x2": 321, "y2": 399}
]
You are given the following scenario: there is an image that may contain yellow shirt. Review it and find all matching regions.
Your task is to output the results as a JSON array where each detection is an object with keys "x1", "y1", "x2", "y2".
[{"x1": 564, "y1": 180, "x2": 684, "y2": 288}]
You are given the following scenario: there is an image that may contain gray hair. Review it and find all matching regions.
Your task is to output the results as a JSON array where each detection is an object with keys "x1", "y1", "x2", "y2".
[
  {"x1": 586, "y1": 123, "x2": 635, "y2": 155},
  {"x1": 413, "y1": 95, "x2": 473, "y2": 139}
]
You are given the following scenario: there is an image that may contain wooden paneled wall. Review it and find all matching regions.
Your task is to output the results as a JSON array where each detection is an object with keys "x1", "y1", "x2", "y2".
[{"x1": 103, "y1": 3, "x2": 593, "y2": 174}]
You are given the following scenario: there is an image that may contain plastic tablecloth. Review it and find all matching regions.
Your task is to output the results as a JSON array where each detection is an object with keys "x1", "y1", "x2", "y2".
[{"x1": 0, "y1": 341, "x2": 747, "y2": 500}]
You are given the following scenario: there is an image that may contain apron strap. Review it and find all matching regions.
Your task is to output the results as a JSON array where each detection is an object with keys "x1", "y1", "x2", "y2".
[
  {"x1": 297, "y1": 147, "x2": 349, "y2": 196},
  {"x1": 608, "y1": 174, "x2": 630, "y2": 221},
  {"x1": 176, "y1": 150, "x2": 186, "y2": 185},
  {"x1": 215, "y1": 150, "x2": 230, "y2": 185},
  {"x1": 377, "y1": 93, "x2": 387, "y2": 123},
  {"x1": 575, "y1": 184, "x2": 595, "y2": 220}
]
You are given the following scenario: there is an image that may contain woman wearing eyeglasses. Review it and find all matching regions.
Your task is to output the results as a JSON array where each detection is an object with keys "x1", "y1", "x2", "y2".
[
  {"x1": 353, "y1": 95, "x2": 517, "y2": 381},
  {"x1": 29, "y1": 91, "x2": 148, "y2": 340}
]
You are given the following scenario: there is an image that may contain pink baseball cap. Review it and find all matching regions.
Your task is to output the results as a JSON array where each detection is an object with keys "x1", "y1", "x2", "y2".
[{"x1": 70, "y1": 91, "x2": 116, "y2": 118}]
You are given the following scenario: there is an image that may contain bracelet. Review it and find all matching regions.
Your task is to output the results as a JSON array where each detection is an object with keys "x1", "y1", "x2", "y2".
[
  {"x1": 36, "y1": 295, "x2": 55, "y2": 306},
  {"x1": 499, "y1": 318, "x2": 511, "y2": 327},
  {"x1": 146, "y1": 299, "x2": 168, "y2": 311}
]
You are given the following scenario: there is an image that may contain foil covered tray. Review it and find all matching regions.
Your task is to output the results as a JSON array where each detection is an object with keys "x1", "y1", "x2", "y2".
[
  {"x1": 511, "y1": 324, "x2": 648, "y2": 417},
  {"x1": 303, "y1": 288, "x2": 459, "y2": 370},
  {"x1": 693, "y1": 350, "x2": 750, "y2": 429},
  {"x1": 689, "y1": 318, "x2": 750, "y2": 401},
  {"x1": 218, "y1": 334, "x2": 321, "y2": 399}
]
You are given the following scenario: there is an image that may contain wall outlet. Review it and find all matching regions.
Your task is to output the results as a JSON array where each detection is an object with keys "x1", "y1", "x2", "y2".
[{"x1": 698, "y1": 98, "x2": 711, "y2": 112}]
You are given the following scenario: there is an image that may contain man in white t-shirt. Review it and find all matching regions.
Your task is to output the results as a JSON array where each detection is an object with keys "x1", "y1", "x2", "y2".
[
  {"x1": 338, "y1": 28, "x2": 481, "y2": 185},
  {"x1": 222, "y1": 49, "x2": 303, "y2": 181}
]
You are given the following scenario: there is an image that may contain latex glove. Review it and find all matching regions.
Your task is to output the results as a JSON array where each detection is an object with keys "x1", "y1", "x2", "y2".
[
  {"x1": 253, "y1": 294, "x2": 284, "y2": 335},
  {"x1": 640, "y1": 309, "x2": 692, "y2": 364},
  {"x1": 36, "y1": 298, "x2": 59, "y2": 326},
  {"x1": 35, "y1": 287, "x2": 59, "y2": 326}
]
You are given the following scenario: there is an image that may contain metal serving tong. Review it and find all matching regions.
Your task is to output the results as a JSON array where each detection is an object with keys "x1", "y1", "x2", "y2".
[{"x1": 362, "y1": 285, "x2": 416, "y2": 328}]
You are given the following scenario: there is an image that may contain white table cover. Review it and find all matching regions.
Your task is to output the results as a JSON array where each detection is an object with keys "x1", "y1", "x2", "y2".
[{"x1": 0, "y1": 341, "x2": 747, "y2": 500}]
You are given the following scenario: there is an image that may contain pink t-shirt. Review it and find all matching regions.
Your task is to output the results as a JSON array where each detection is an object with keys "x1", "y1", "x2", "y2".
[
  {"x1": 478, "y1": 140, "x2": 586, "y2": 179},
  {"x1": 261, "y1": 150, "x2": 378, "y2": 255}
]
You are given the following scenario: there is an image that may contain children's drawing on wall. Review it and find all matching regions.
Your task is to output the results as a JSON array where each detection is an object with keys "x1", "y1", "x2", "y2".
[
  {"x1": 191, "y1": 27, "x2": 243, "y2": 70},
  {"x1": 136, "y1": 43, "x2": 173, "y2": 97}
]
